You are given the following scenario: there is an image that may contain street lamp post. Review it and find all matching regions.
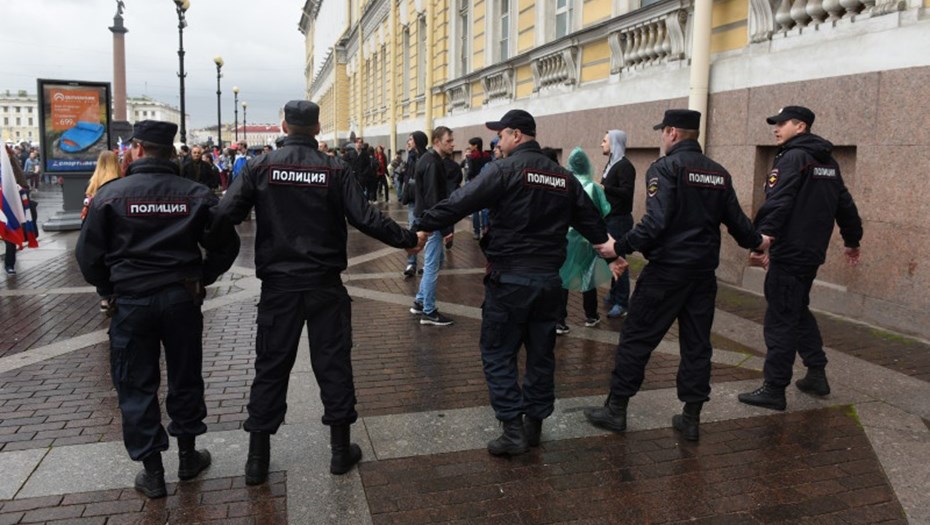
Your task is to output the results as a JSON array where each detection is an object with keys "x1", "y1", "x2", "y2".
[
  {"x1": 214, "y1": 55, "x2": 223, "y2": 149},
  {"x1": 233, "y1": 86, "x2": 239, "y2": 142},
  {"x1": 174, "y1": 0, "x2": 190, "y2": 145},
  {"x1": 242, "y1": 101, "x2": 248, "y2": 143}
]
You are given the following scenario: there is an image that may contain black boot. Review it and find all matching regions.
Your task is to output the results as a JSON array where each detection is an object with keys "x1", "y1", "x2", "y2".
[
  {"x1": 177, "y1": 435, "x2": 212, "y2": 481},
  {"x1": 487, "y1": 416, "x2": 528, "y2": 456},
  {"x1": 330, "y1": 424, "x2": 363, "y2": 475},
  {"x1": 795, "y1": 367, "x2": 830, "y2": 396},
  {"x1": 245, "y1": 432, "x2": 271, "y2": 486},
  {"x1": 134, "y1": 452, "x2": 167, "y2": 499},
  {"x1": 672, "y1": 402, "x2": 703, "y2": 442},
  {"x1": 738, "y1": 382, "x2": 787, "y2": 411},
  {"x1": 583, "y1": 395, "x2": 629, "y2": 432},
  {"x1": 524, "y1": 417, "x2": 542, "y2": 448}
]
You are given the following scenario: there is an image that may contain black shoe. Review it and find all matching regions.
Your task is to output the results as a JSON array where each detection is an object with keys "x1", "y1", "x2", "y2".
[
  {"x1": 330, "y1": 424, "x2": 362, "y2": 475},
  {"x1": 671, "y1": 402, "x2": 702, "y2": 442},
  {"x1": 584, "y1": 395, "x2": 628, "y2": 432},
  {"x1": 403, "y1": 264, "x2": 416, "y2": 278},
  {"x1": 417, "y1": 268, "x2": 424, "y2": 275},
  {"x1": 488, "y1": 417, "x2": 528, "y2": 456},
  {"x1": 4, "y1": 267, "x2": 14, "y2": 275},
  {"x1": 795, "y1": 367, "x2": 830, "y2": 396},
  {"x1": 245, "y1": 432, "x2": 271, "y2": 486},
  {"x1": 555, "y1": 323, "x2": 570, "y2": 335},
  {"x1": 420, "y1": 310, "x2": 454, "y2": 326},
  {"x1": 134, "y1": 469, "x2": 167, "y2": 499},
  {"x1": 178, "y1": 449, "x2": 212, "y2": 481},
  {"x1": 524, "y1": 417, "x2": 542, "y2": 447},
  {"x1": 738, "y1": 383, "x2": 787, "y2": 411},
  {"x1": 410, "y1": 301, "x2": 424, "y2": 315},
  {"x1": 584, "y1": 315, "x2": 601, "y2": 328}
]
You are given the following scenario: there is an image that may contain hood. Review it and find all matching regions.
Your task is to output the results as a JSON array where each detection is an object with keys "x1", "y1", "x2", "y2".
[
  {"x1": 603, "y1": 129, "x2": 627, "y2": 176},
  {"x1": 411, "y1": 131, "x2": 428, "y2": 153},
  {"x1": 782, "y1": 132, "x2": 833, "y2": 163},
  {"x1": 567, "y1": 147, "x2": 592, "y2": 180}
]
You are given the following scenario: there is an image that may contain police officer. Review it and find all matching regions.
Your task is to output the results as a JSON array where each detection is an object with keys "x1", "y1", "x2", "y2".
[
  {"x1": 739, "y1": 106, "x2": 862, "y2": 411},
  {"x1": 76, "y1": 120, "x2": 240, "y2": 498},
  {"x1": 213, "y1": 101, "x2": 421, "y2": 484},
  {"x1": 414, "y1": 109, "x2": 621, "y2": 456},
  {"x1": 583, "y1": 110, "x2": 769, "y2": 442}
]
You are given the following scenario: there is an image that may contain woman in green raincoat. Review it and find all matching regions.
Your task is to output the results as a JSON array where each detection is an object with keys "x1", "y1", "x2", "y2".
[{"x1": 556, "y1": 147, "x2": 613, "y2": 334}]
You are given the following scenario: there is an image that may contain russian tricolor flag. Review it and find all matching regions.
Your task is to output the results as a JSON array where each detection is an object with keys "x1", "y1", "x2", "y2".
[{"x1": 1, "y1": 145, "x2": 38, "y2": 249}]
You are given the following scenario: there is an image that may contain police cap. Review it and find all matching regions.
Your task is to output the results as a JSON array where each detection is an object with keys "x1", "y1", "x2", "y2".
[
  {"x1": 766, "y1": 105, "x2": 815, "y2": 127},
  {"x1": 653, "y1": 109, "x2": 702, "y2": 131},
  {"x1": 131, "y1": 120, "x2": 178, "y2": 146},
  {"x1": 284, "y1": 100, "x2": 320, "y2": 126},
  {"x1": 486, "y1": 109, "x2": 536, "y2": 136}
]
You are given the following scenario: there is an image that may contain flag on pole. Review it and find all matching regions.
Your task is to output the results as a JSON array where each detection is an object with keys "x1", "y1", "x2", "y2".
[{"x1": 1, "y1": 145, "x2": 38, "y2": 248}]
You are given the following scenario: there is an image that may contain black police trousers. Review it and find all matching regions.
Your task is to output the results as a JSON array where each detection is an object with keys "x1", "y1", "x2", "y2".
[
  {"x1": 244, "y1": 284, "x2": 357, "y2": 433},
  {"x1": 610, "y1": 264, "x2": 717, "y2": 403},
  {"x1": 480, "y1": 272, "x2": 562, "y2": 422},
  {"x1": 108, "y1": 284, "x2": 207, "y2": 461},
  {"x1": 762, "y1": 262, "x2": 827, "y2": 387}
]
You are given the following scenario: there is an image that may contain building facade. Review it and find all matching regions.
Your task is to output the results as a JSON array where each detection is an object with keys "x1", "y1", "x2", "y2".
[
  {"x1": 303, "y1": 0, "x2": 930, "y2": 338},
  {"x1": 0, "y1": 91, "x2": 39, "y2": 144},
  {"x1": 126, "y1": 96, "x2": 185, "y2": 143}
]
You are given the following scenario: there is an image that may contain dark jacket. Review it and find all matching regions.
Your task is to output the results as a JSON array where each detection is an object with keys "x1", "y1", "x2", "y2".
[
  {"x1": 615, "y1": 140, "x2": 761, "y2": 272},
  {"x1": 602, "y1": 157, "x2": 635, "y2": 217},
  {"x1": 214, "y1": 134, "x2": 417, "y2": 290},
  {"x1": 465, "y1": 150, "x2": 492, "y2": 182},
  {"x1": 355, "y1": 148, "x2": 374, "y2": 183},
  {"x1": 415, "y1": 141, "x2": 609, "y2": 274},
  {"x1": 181, "y1": 160, "x2": 220, "y2": 189},
  {"x1": 443, "y1": 157, "x2": 463, "y2": 196},
  {"x1": 413, "y1": 149, "x2": 449, "y2": 219},
  {"x1": 76, "y1": 157, "x2": 239, "y2": 296},
  {"x1": 754, "y1": 133, "x2": 862, "y2": 267}
]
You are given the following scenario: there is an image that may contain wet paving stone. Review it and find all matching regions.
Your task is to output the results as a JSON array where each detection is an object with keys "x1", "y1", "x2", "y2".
[
  {"x1": 358, "y1": 407, "x2": 907, "y2": 524},
  {"x1": 0, "y1": 472, "x2": 287, "y2": 524}
]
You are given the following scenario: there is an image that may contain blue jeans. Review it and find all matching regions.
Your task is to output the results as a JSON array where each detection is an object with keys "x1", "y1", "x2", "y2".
[
  {"x1": 406, "y1": 204, "x2": 419, "y2": 267},
  {"x1": 414, "y1": 231, "x2": 443, "y2": 314},
  {"x1": 471, "y1": 209, "x2": 489, "y2": 236},
  {"x1": 606, "y1": 214, "x2": 633, "y2": 308}
]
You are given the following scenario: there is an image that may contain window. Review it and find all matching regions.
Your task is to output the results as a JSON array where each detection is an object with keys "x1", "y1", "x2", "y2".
[
  {"x1": 402, "y1": 28, "x2": 411, "y2": 100},
  {"x1": 3, "y1": 118, "x2": 7, "y2": 125},
  {"x1": 16, "y1": 117, "x2": 21, "y2": 126},
  {"x1": 417, "y1": 16, "x2": 427, "y2": 95},
  {"x1": 1, "y1": 106, "x2": 7, "y2": 112},
  {"x1": 27, "y1": 107, "x2": 33, "y2": 113},
  {"x1": 457, "y1": 3, "x2": 469, "y2": 74},
  {"x1": 555, "y1": 0, "x2": 573, "y2": 38},
  {"x1": 15, "y1": 106, "x2": 20, "y2": 113},
  {"x1": 28, "y1": 117, "x2": 33, "y2": 126},
  {"x1": 500, "y1": 0, "x2": 511, "y2": 61},
  {"x1": 381, "y1": 46, "x2": 388, "y2": 108}
]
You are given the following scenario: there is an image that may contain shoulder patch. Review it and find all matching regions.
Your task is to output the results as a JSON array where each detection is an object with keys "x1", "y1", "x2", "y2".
[
  {"x1": 127, "y1": 200, "x2": 190, "y2": 217},
  {"x1": 647, "y1": 177, "x2": 659, "y2": 197},
  {"x1": 767, "y1": 169, "x2": 779, "y2": 189},
  {"x1": 684, "y1": 169, "x2": 727, "y2": 190},
  {"x1": 268, "y1": 164, "x2": 331, "y2": 187},
  {"x1": 523, "y1": 169, "x2": 568, "y2": 193}
]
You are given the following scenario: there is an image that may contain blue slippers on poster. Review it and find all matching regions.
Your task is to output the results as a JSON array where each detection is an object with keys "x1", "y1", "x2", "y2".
[{"x1": 60, "y1": 121, "x2": 105, "y2": 153}]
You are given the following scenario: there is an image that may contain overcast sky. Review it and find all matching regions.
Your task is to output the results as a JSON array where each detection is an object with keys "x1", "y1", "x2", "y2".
[{"x1": 0, "y1": 0, "x2": 347, "y2": 129}]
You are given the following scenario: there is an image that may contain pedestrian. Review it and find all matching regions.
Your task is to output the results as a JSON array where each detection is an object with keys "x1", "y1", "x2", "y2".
[
  {"x1": 231, "y1": 141, "x2": 250, "y2": 183},
  {"x1": 23, "y1": 150, "x2": 41, "y2": 190},
  {"x1": 410, "y1": 126, "x2": 456, "y2": 326},
  {"x1": 583, "y1": 109, "x2": 769, "y2": 442},
  {"x1": 401, "y1": 132, "x2": 427, "y2": 278},
  {"x1": 181, "y1": 145, "x2": 219, "y2": 189},
  {"x1": 463, "y1": 137, "x2": 492, "y2": 240},
  {"x1": 414, "y1": 109, "x2": 622, "y2": 455},
  {"x1": 556, "y1": 147, "x2": 613, "y2": 334},
  {"x1": 389, "y1": 151, "x2": 404, "y2": 200},
  {"x1": 374, "y1": 144, "x2": 389, "y2": 202},
  {"x1": 3, "y1": 144, "x2": 33, "y2": 275},
  {"x1": 600, "y1": 129, "x2": 636, "y2": 319},
  {"x1": 75, "y1": 120, "x2": 240, "y2": 498},
  {"x1": 213, "y1": 101, "x2": 421, "y2": 485},
  {"x1": 738, "y1": 106, "x2": 862, "y2": 411}
]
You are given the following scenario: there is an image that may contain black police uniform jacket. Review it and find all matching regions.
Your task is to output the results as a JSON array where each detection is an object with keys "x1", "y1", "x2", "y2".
[
  {"x1": 615, "y1": 140, "x2": 761, "y2": 271},
  {"x1": 76, "y1": 157, "x2": 240, "y2": 296},
  {"x1": 214, "y1": 134, "x2": 417, "y2": 289},
  {"x1": 754, "y1": 133, "x2": 862, "y2": 267},
  {"x1": 415, "y1": 141, "x2": 609, "y2": 274}
]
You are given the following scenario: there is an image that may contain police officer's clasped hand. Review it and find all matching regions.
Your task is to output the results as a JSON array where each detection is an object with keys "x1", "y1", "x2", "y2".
[
  {"x1": 407, "y1": 231, "x2": 429, "y2": 255},
  {"x1": 844, "y1": 247, "x2": 860, "y2": 266},
  {"x1": 594, "y1": 234, "x2": 618, "y2": 259}
]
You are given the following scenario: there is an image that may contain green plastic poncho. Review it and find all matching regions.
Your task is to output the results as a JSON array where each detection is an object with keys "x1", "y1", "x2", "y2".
[{"x1": 559, "y1": 147, "x2": 613, "y2": 292}]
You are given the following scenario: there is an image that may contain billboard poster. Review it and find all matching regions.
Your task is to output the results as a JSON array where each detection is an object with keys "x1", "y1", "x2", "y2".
[{"x1": 37, "y1": 79, "x2": 112, "y2": 173}]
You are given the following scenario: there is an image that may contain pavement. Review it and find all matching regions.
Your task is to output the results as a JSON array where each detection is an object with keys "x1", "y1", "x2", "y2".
[{"x1": 1, "y1": 191, "x2": 928, "y2": 524}]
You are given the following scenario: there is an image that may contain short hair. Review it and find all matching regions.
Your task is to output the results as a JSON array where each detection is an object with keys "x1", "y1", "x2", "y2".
[
  {"x1": 432, "y1": 126, "x2": 452, "y2": 144},
  {"x1": 675, "y1": 128, "x2": 700, "y2": 141},
  {"x1": 135, "y1": 140, "x2": 174, "y2": 160},
  {"x1": 180, "y1": 145, "x2": 190, "y2": 154},
  {"x1": 286, "y1": 123, "x2": 315, "y2": 137},
  {"x1": 468, "y1": 137, "x2": 483, "y2": 150},
  {"x1": 540, "y1": 147, "x2": 559, "y2": 163},
  {"x1": 790, "y1": 118, "x2": 812, "y2": 132}
]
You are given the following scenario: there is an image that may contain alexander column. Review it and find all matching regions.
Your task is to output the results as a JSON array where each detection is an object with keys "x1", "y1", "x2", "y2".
[{"x1": 109, "y1": 0, "x2": 133, "y2": 147}]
